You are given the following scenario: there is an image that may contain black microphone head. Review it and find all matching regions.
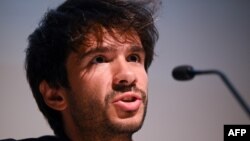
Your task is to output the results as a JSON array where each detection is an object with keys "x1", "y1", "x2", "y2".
[{"x1": 172, "y1": 65, "x2": 195, "y2": 81}]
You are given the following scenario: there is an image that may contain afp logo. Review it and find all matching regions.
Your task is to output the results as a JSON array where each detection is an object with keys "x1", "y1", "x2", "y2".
[{"x1": 224, "y1": 125, "x2": 249, "y2": 141}]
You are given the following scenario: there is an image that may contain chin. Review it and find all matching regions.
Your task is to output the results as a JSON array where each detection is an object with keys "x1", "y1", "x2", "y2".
[
  {"x1": 106, "y1": 108, "x2": 147, "y2": 134},
  {"x1": 107, "y1": 118, "x2": 144, "y2": 134}
]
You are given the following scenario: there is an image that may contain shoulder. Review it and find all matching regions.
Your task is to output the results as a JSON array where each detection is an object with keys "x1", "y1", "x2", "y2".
[{"x1": 0, "y1": 136, "x2": 63, "y2": 141}]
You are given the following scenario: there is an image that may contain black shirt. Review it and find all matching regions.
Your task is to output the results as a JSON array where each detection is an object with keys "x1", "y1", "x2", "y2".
[{"x1": 1, "y1": 136, "x2": 63, "y2": 141}]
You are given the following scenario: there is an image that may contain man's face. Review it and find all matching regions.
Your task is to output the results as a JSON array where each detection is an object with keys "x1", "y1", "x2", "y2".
[{"x1": 65, "y1": 30, "x2": 148, "y2": 135}]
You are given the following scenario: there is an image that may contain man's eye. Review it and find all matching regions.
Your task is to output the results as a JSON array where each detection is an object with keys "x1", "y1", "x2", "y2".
[
  {"x1": 127, "y1": 54, "x2": 140, "y2": 62},
  {"x1": 92, "y1": 56, "x2": 106, "y2": 64}
]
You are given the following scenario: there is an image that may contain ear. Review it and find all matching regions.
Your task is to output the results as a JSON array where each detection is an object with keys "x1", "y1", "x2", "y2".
[{"x1": 39, "y1": 80, "x2": 67, "y2": 111}]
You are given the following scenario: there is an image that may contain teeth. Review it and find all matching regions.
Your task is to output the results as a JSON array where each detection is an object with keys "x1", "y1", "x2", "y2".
[{"x1": 121, "y1": 97, "x2": 136, "y2": 102}]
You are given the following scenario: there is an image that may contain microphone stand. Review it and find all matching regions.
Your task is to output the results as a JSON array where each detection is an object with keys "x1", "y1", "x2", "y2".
[{"x1": 193, "y1": 69, "x2": 250, "y2": 119}]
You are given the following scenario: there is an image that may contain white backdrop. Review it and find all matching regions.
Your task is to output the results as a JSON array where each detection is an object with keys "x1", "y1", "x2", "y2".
[{"x1": 0, "y1": 0, "x2": 249, "y2": 141}]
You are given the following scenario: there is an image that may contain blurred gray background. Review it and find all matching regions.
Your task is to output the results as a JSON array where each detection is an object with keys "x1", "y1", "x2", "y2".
[{"x1": 0, "y1": 0, "x2": 249, "y2": 141}]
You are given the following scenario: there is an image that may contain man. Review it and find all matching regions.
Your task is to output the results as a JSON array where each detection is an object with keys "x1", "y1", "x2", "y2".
[{"x1": 3, "y1": 0, "x2": 159, "y2": 140}]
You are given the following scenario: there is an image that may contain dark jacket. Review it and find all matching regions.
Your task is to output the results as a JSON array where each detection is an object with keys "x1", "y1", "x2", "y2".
[{"x1": 1, "y1": 136, "x2": 64, "y2": 141}]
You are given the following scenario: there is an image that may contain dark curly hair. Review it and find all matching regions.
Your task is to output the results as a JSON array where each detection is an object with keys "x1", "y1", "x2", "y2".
[{"x1": 25, "y1": 0, "x2": 159, "y2": 139}]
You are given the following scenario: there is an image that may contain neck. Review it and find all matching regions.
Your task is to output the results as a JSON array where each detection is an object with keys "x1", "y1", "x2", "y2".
[
  {"x1": 62, "y1": 111, "x2": 134, "y2": 141},
  {"x1": 73, "y1": 133, "x2": 133, "y2": 141},
  {"x1": 66, "y1": 127, "x2": 133, "y2": 141}
]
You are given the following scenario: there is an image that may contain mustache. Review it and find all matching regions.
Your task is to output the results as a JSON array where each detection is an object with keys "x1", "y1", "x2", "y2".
[{"x1": 105, "y1": 86, "x2": 147, "y2": 103}]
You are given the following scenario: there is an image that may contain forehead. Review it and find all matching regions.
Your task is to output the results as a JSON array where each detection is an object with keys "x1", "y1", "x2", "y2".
[{"x1": 77, "y1": 27, "x2": 142, "y2": 53}]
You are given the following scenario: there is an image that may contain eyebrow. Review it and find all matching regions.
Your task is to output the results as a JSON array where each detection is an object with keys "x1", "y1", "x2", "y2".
[
  {"x1": 129, "y1": 45, "x2": 145, "y2": 53},
  {"x1": 79, "y1": 45, "x2": 145, "y2": 59}
]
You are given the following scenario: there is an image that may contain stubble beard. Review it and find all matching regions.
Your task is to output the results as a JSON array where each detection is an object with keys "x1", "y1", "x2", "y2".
[
  {"x1": 103, "y1": 87, "x2": 148, "y2": 135},
  {"x1": 68, "y1": 88, "x2": 148, "y2": 138}
]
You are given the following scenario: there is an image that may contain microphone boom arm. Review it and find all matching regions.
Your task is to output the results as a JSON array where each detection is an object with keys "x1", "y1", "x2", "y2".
[{"x1": 193, "y1": 69, "x2": 250, "y2": 118}]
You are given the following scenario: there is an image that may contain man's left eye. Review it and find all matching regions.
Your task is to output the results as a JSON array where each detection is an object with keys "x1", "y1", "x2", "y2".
[{"x1": 127, "y1": 54, "x2": 140, "y2": 62}]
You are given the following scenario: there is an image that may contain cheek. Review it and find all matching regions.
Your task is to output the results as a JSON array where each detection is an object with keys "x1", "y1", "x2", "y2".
[
  {"x1": 137, "y1": 69, "x2": 148, "y2": 88},
  {"x1": 78, "y1": 66, "x2": 112, "y2": 98},
  {"x1": 67, "y1": 77, "x2": 108, "y2": 113}
]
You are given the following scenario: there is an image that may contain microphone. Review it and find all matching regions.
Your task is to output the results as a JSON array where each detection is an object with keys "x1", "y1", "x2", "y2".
[
  {"x1": 172, "y1": 65, "x2": 250, "y2": 118},
  {"x1": 172, "y1": 65, "x2": 195, "y2": 81}
]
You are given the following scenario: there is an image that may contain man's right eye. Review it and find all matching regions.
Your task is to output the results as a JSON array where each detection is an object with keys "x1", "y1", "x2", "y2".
[{"x1": 92, "y1": 56, "x2": 107, "y2": 64}]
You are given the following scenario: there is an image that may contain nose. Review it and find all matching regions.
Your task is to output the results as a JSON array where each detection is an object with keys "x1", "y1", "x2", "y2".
[{"x1": 112, "y1": 58, "x2": 137, "y2": 89}]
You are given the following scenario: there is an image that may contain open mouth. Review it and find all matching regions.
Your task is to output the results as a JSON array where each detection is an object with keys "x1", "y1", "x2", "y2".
[
  {"x1": 120, "y1": 96, "x2": 138, "y2": 102},
  {"x1": 112, "y1": 93, "x2": 142, "y2": 112}
]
